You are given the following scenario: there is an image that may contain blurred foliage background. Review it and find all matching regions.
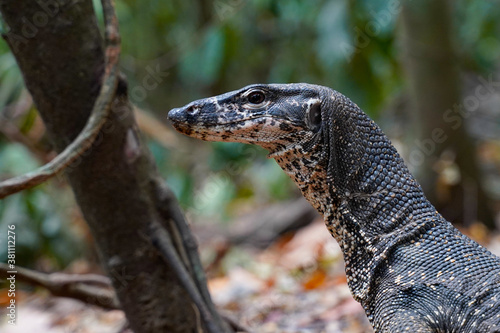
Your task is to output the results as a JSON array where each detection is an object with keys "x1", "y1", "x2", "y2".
[{"x1": 1, "y1": 0, "x2": 500, "y2": 270}]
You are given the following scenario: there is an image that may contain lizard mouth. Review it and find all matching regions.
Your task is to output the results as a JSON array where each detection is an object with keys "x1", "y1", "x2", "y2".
[
  {"x1": 169, "y1": 115, "x2": 305, "y2": 150},
  {"x1": 169, "y1": 116, "x2": 266, "y2": 128},
  {"x1": 169, "y1": 114, "x2": 300, "y2": 132},
  {"x1": 169, "y1": 117, "x2": 265, "y2": 137}
]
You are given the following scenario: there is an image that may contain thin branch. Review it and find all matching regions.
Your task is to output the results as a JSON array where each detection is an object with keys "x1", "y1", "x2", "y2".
[
  {"x1": 149, "y1": 219, "x2": 232, "y2": 333},
  {"x1": 134, "y1": 106, "x2": 179, "y2": 149},
  {"x1": 220, "y1": 311, "x2": 253, "y2": 333},
  {"x1": 0, "y1": 263, "x2": 119, "y2": 309},
  {"x1": 153, "y1": 179, "x2": 238, "y2": 332},
  {"x1": 0, "y1": 0, "x2": 121, "y2": 199},
  {"x1": 153, "y1": 180, "x2": 214, "y2": 305}
]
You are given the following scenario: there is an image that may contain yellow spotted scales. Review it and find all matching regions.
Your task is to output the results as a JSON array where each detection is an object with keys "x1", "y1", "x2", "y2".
[{"x1": 168, "y1": 83, "x2": 500, "y2": 332}]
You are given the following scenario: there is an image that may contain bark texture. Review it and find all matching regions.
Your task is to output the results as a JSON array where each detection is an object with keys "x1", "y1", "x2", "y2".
[{"x1": 0, "y1": 1, "x2": 228, "y2": 331}]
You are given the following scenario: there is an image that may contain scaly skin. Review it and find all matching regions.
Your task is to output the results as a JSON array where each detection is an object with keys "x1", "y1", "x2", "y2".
[{"x1": 168, "y1": 83, "x2": 500, "y2": 332}]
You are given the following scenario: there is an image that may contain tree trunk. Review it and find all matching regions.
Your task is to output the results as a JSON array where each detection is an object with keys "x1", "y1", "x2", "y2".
[
  {"x1": 399, "y1": 0, "x2": 494, "y2": 228},
  {"x1": 0, "y1": 0, "x2": 230, "y2": 331}
]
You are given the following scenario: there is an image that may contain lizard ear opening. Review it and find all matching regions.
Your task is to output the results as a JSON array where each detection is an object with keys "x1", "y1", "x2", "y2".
[{"x1": 307, "y1": 102, "x2": 322, "y2": 132}]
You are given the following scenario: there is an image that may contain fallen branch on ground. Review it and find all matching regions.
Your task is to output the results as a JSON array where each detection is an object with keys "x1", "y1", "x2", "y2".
[{"x1": 0, "y1": 263, "x2": 119, "y2": 309}]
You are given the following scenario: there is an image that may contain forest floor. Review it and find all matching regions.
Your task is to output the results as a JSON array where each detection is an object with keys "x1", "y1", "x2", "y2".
[{"x1": 1, "y1": 217, "x2": 499, "y2": 333}]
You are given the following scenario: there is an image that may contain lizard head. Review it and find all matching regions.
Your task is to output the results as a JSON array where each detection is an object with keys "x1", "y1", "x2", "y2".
[
  {"x1": 168, "y1": 83, "x2": 391, "y2": 202},
  {"x1": 168, "y1": 83, "x2": 333, "y2": 159}
]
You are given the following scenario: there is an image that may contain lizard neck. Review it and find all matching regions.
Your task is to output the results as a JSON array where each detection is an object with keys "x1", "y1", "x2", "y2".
[
  {"x1": 271, "y1": 99, "x2": 440, "y2": 303},
  {"x1": 274, "y1": 146, "x2": 438, "y2": 304}
]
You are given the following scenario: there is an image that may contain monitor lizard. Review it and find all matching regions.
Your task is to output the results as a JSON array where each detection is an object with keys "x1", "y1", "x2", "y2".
[{"x1": 168, "y1": 83, "x2": 500, "y2": 332}]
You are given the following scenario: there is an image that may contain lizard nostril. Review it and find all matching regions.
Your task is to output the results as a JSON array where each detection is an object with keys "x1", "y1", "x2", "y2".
[{"x1": 186, "y1": 104, "x2": 200, "y2": 115}]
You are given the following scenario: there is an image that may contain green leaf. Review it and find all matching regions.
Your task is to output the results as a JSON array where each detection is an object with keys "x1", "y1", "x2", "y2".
[
  {"x1": 179, "y1": 27, "x2": 226, "y2": 86},
  {"x1": 316, "y1": 0, "x2": 352, "y2": 65},
  {"x1": 0, "y1": 143, "x2": 40, "y2": 175}
]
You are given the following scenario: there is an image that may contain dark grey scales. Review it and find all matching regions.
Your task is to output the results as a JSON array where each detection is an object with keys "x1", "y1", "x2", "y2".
[{"x1": 168, "y1": 83, "x2": 500, "y2": 332}]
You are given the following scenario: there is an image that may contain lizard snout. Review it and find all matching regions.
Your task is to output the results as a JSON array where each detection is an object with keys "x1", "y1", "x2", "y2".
[
  {"x1": 168, "y1": 100, "x2": 218, "y2": 125},
  {"x1": 167, "y1": 103, "x2": 201, "y2": 125},
  {"x1": 167, "y1": 107, "x2": 185, "y2": 122}
]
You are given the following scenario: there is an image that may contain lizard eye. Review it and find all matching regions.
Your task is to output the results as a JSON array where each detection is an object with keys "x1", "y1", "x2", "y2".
[
  {"x1": 247, "y1": 91, "x2": 265, "y2": 104},
  {"x1": 308, "y1": 103, "x2": 322, "y2": 132}
]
